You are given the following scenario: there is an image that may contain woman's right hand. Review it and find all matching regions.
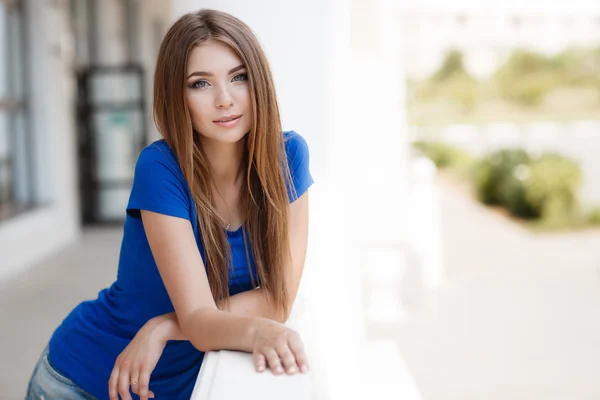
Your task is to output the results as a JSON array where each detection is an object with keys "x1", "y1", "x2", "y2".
[
  {"x1": 251, "y1": 319, "x2": 310, "y2": 375},
  {"x1": 108, "y1": 317, "x2": 168, "y2": 400}
]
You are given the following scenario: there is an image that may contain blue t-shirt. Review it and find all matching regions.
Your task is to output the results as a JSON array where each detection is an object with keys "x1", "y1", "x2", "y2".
[{"x1": 48, "y1": 131, "x2": 313, "y2": 400}]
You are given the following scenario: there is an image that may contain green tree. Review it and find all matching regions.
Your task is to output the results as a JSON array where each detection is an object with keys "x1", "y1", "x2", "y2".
[
  {"x1": 494, "y1": 49, "x2": 561, "y2": 106},
  {"x1": 431, "y1": 49, "x2": 472, "y2": 82}
]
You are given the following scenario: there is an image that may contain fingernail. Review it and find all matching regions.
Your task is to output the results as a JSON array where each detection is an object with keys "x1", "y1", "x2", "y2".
[
  {"x1": 275, "y1": 366, "x2": 283, "y2": 373},
  {"x1": 258, "y1": 365, "x2": 265, "y2": 372},
  {"x1": 301, "y1": 364, "x2": 309, "y2": 373},
  {"x1": 288, "y1": 366, "x2": 297, "y2": 374}
]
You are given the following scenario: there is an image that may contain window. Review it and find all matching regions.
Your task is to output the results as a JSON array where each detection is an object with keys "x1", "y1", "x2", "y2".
[{"x1": 0, "y1": 0, "x2": 34, "y2": 221}]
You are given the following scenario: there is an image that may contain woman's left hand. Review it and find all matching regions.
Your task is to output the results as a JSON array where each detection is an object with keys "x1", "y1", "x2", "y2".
[{"x1": 108, "y1": 318, "x2": 167, "y2": 400}]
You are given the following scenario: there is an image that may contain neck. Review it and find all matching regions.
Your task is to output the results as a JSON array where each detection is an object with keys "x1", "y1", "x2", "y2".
[{"x1": 200, "y1": 136, "x2": 246, "y2": 187}]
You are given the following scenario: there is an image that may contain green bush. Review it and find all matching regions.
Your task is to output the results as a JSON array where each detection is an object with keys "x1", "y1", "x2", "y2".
[
  {"x1": 524, "y1": 154, "x2": 582, "y2": 223},
  {"x1": 412, "y1": 141, "x2": 474, "y2": 170},
  {"x1": 588, "y1": 208, "x2": 600, "y2": 225},
  {"x1": 498, "y1": 163, "x2": 539, "y2": 218},
  {"x1": 474, "y1": 150, "x2": 582, "y2": 222},
  {"x1": 473, "y1": 149, "x2": 531, "y2": 207}
]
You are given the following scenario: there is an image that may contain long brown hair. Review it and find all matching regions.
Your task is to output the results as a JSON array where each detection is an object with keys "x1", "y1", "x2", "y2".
[{"x1": 153, "y1": 9, "x2": 293, "y2": 318}]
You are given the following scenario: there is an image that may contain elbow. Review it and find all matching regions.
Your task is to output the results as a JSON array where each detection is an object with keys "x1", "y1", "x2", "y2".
[
  {"x1": 180, "y1": 308, "x2": 213, "y2": 352},
  {"x1": 277, "y1": 306, "x2": 292, "y2": 324}
]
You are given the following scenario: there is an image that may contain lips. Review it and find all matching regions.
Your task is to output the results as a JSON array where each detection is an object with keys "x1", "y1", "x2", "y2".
[{"x1": 214, "y1": 115, "x2": 241, "y2": 123}]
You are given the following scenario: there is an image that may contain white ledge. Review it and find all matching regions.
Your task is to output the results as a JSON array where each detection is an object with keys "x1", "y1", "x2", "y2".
[
  {"x1": 190, "y1": 300, "x2": 316, "y2": 400},
  {"x1": 191, "y1": 348, "x2": 315, "y2": 400}
]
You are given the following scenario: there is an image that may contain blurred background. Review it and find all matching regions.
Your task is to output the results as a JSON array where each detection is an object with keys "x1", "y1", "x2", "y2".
[{"x1": 1, "y1": 0, "x2": 600, "y2": 399}]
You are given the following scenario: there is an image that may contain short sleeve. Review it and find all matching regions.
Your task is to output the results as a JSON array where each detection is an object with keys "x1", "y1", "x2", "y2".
[
  {"x1": 126, "y1": 143, "x2": 191, "y2": 220},
  {"x1": 285, "y1": 131, "x2": 314, "y2": 203}
]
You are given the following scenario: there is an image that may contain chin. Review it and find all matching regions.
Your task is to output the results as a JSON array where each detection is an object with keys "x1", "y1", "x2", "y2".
[{"x1": 201, "y1": 126, "x2": 249, "y2": 144}]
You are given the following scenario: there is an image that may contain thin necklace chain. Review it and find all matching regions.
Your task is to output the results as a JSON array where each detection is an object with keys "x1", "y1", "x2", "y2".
[{"x1": 213, "y1": 185, "x2": 236, "y2": 230}]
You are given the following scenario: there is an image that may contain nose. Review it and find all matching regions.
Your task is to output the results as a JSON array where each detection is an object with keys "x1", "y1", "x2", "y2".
[{"x1": 215, "y1": 86, "x2": 234, "y2": 109}]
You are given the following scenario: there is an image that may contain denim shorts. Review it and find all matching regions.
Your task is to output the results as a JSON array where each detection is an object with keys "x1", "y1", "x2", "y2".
[{"x1": 25, "y1": 344, "x2": 96, "y2": 400}]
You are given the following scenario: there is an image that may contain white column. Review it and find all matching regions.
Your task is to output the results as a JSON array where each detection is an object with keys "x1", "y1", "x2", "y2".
[
  {"x1": 135, "y1": 0, "x2": 172, "y2": 142},
  {"x1": 92, "y1": 0, "x2": 128, "y2": 65},
  {"x1": 350, "y1": 0, "x2": 410, "y2": 243}
]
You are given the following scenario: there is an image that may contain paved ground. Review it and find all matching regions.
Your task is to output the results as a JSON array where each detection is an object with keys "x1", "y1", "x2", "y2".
[
  {"x1": 369, "y1": 179, "x2": 600, "y2": 400},
  {"x1": 0, "y1": 228, "x2": 122, "y2": 400},
  {"x1": 3, "y1": 179, "x2": 600, "y2": 399}
]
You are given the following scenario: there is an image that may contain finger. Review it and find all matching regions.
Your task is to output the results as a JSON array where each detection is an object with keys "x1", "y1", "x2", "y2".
[
  {"x1": 117, "y1": 367, "x2": 133, "y2": 400},
  {"x1": 108, "y1": 367, "x2": 120, "y2": 400},
  {"x1": 288, "y1": 334, "x2": 310, "y2": 373},
  {"x1": 262, "y1": 347, "x2": 284, "y2": 375},
  {"x1": 275, "y1": 343, "x2": 298, "y2": 375},
  {"x1": 253, "y1": 352, "x2": 267, "y2": 373},
  {"x1": 138, "y1": 368, "x2": 152, "y2": 400},
  {"x1": 130, "y1": 370, "x2": 140, "y2": 395}
]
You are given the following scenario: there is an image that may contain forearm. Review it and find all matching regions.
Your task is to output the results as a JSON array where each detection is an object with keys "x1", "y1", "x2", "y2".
[
  {"x1": 184, "y1": 308, "x2": 259, "y2": 353},
  {"x1": 153, "y1": 288, "x2": 284, "y2": 343},
  {"x1": 220, "y1": 287, "x2": 286, "y2": 322}
]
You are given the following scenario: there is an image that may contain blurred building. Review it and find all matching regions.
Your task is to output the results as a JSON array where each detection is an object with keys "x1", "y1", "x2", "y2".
[
  {"x1": 397, "y1": 1, "x2": 600, "y2": 79},
  {"x1": 0, "y1": 0, "x2": 172, "y2": 280}
]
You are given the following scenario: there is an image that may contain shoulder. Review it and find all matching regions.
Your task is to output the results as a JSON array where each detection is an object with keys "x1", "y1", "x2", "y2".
[
  {"x1": 135, "y1": 139, "x2": 183, "y2": 177},
  {"x1": 132, "y1": 139, "x2": 188, "y2": 192},
  {"x1": 128, "y1": 139, "x2": 191, "y2": 219},
  {"x1": 137, "y1": 139, "x2": 177, "y2": 165},
  {"x1": 282, "y1": 131, "x2": 314, "y2": 201},
  {"x1": 283, "y1": 130, "x2": 310, "y2": 161}
]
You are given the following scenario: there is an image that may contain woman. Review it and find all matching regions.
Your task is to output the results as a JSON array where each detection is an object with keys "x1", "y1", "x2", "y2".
[{"x1": 26, "y1": 9, "x2": 313, "y2": 400}]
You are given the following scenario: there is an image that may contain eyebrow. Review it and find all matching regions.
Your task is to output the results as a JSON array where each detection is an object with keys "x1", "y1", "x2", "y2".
[{"x1": 186, "y1": 64, "x2": 246, "y2": 79}]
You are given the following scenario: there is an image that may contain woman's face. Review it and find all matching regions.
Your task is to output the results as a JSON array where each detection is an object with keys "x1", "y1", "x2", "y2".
[{"x1": 185, "y1": 39, "x2": 252, "y2": 145}]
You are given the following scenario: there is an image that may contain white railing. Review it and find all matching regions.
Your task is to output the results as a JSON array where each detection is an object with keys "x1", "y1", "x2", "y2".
[
  {"x1": 190, "y1": 156, "x2": 439, "y2": 399},
  {"x1": 190, "y1": 346, "x2": 314, "y2": 400},
  {"x1": 190, "y1": 297, "x2": 317, "y2": 400}
]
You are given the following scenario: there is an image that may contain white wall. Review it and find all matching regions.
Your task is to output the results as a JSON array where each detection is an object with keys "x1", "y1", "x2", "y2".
[
  {"x1": 171, "y1": 1, "x2": 332, "y2": 175},
  {"x1": 0, "y1": 0, "x2": 79, "y2": 281}
]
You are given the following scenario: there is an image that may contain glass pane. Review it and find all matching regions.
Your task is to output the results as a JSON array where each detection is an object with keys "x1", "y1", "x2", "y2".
[
  {"x1": 91, "y1": 108, "x2": 143, "y2": 221},
  {"x1": 90, "y1": 71, "x2": 141, "y2": 105},
  {"x1": 92, "y1": 109, "x2": 142, "y2": 181},
  {"x1": 97, "y1": 187, "x2": 130, "y2": 221},
  {"x1": 7, "y1": 0, "x2": 23, "y2": 99},
  {"x1": 0, "y1": 2, "x2": 8, "y2": 99},
  {"x1": 0, "y1": 107, "x2": 8, "y2": 156},
  {"x1": 0, "y1": 1, "x2": 29, "y2": 220},
  {"x1": 0, "y1": 108, "x2": 12, "y2": 205},
  {"x1": 11, "y1": 108, "x2": 29, "y2": 203}
]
